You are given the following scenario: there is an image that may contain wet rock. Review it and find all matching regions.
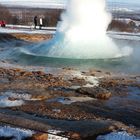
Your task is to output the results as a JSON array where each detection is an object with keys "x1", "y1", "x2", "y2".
[
  {"x1": 69, "y1": 77, "x2": 87, "y2": 86},
  {"x1": 29, "y1": 133, "x2": 48, "y2": 140},
  {"x1": 11, "y1": 33, "x2": 53, "y2": 42},
  {"x1": 99, "y1": 77, "x2": 136, "y2": 89},
  {"x1": 0, "y1": 136, "x2": 15, "y2": 140},
  {"x1": 62, "y1": 67, "x2": 74, "y2": 70},
  {"x1": 14, "y1": 68, "x2": 23, "y2": 73},
  {"x1": 105, "y1": 72, "x2": 111, "y2": 75},
  {"x1": 1, "y1": 60, "x2": 7, "y2": 63},
  {"x1": 96, "y1": 70, "x2": 102, "y2": 73},
  {"x1": 8, "y1": 97, "x2": 18, "y2": 101},
  {"x1": 31, "y1": 95, "x2": 47, "y2": 101},
  {"x1": 20, "y1": 71, "x2": 33, "y2": 77},
  {"x1": 68, "y1": 132, "x2": 81, "y2": 140},
  {"x1": 32, "y1": 71, "x2": 46, "y2": 77},
  {"x1": 77, "y1": 87, "x2": 111, "y2": 100},
  {"x1": 99, "y1": 79, "x2": 120, "y2": 89},
  {"x1": 7, "y1": 69, "x2": 15, "y2": 77},
  {"x1": 0, "y1": 67, "x2": 69, "y2": 90},
  {"x1": 90, "y1": 73, "x2": 95, "y2": 76}
]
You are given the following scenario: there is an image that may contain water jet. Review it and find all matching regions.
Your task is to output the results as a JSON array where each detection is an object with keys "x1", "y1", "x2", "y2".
[{"x1": 27, "y1": 0, "x2": 132, "y2": 59}]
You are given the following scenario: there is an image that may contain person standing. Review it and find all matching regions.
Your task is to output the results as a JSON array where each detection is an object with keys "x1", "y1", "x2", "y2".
[
  {"x1": 34, "y1": 16, "x2": 37, "y2": 29},
  {"x1": 1, "y1": 20, "x2": 6, "y2": 27},
  {"x1": 39, "y1": 17, "x2": 43, "y2": 30}
]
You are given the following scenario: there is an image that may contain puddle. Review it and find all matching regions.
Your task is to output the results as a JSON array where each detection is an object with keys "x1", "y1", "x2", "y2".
[
  {"x1": 135, "y1": 76, "x2": 140, "y2": 84},
  {"x1": 0, "y1": 91, "x2": 44, "y2": 107},
  {"x1": 0, "y1": 125, "x2": 68, "y2": 140},
  {"x1": 48, "y1": 87, "x2": 75, "y2": 93},
  {"x1": 0, "y1": 91, "x2": 28, "y2": 107},
  {"x1": 0, "y1": 125, "x2": 34, "y2": 140},
  {"x1": 47, "y1": 97, "x2": 94, "y2": 105},
  {"x1": 47, "y1": 97, "x2": 75, "y2": 105},
  {"x1": 97, "y1": 131, "x2": 140, "y2": 140},
  {"x1": 127, "y1": 86, "x2": 140, "y2": 101},
  {"x1": 69, "y1": 86, "x2": 81, "y2": 90},
  {"x1": 3, "y1": 92, "x2": 32, "y2": 100},
  {"x1": 0, "y1": 96, "x2": 24, "y2": 107},
  {"x1": 104, "y1": 84, "x2": 140, "y2": 109}
]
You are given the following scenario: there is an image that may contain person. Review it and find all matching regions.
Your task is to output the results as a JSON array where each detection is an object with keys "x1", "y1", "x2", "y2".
[
  {"x1": 0, "y1": 20, "x2": 6, "y2": 27},
  {"x1": 39, "y1": 17, "x2": 43, "y2": 30},
  {"x1": 34, "y1": 16, "x2": 37, "y2": 29}
]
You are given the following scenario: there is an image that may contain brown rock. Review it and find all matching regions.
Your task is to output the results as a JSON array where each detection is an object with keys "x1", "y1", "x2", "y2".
[
  {"x1": 8, "y1": 97, "x2": 18, "y2": 101},
  {"x1": 69, "y1": 132, "x2": 81, "y2": 140},
  {"x1": 30, "y1": 133, "x2": 48, "y2": 140},
  {"x1": 99, "y1": 79, "x2": 119, "y2": 88},
  {"x1": 37, "y1": 71, "x2": 46, "y2": 76},
  {"x1": 96, "y1": 70, "x2": 102, "y2": 73},
  {"x1": 8, "y1": 69, "x2": 15, "y2": 76},
  {"x1": 77, "y1": 87, "x2": 111, "y2": 100},
  {"x1": 105, "y1": 72, "x2": 111, "y2": 75},
  {"x1": 21, "y1": 72, "x2": 33, "y2": 77},
  {"x1": 14, "y1": 68, "x2": 23, "y2": 73},
  {"x1": 31, "y1": 95, "x2": 47, "y2": 101}
]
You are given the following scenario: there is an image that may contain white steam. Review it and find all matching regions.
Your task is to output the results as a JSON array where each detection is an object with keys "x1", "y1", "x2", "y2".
[{"x1": 32, "y1": 0, "x2": 133, "y2": 59}]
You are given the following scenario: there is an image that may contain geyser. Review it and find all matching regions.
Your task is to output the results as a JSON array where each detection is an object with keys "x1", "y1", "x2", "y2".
[{"x1": 30, "y1": 0, "x2": 132, "y2": 59}]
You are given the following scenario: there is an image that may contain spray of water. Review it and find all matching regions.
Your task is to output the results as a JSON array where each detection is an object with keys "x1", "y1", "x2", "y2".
[{"x1": 30, "y1": 0, "x2": 133, "y2": 59}]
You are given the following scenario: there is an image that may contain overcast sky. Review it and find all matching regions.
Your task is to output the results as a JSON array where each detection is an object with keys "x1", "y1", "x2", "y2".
[
  {"x1": 108, "y1": 0, "x2": 140, "y2": 3},
  {"x1": 0, "y1": 0, "x2": 66, "y2": 8},
  {"x1": 0, "y1": 0, "x2": 139, "y2": 8},
  {"x1": 0, "y1": 0, "x2": 139, "y2": 3}
]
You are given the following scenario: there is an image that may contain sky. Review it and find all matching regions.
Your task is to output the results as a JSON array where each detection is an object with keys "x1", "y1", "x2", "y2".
[
  {"x1": 108, "y1": 0, "x2": 140, "y2": 3},
  {"x1": 0, "y1": 0, "x2": 67, "y2": 8},
  {"x1": 0, "y1": 0, "x2": 139, "y2": 8}
]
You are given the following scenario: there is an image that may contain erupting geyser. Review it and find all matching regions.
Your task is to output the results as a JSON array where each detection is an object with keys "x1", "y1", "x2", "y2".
[{"x1": 30, "y1": 0, "x2": 132, "y2": 59}]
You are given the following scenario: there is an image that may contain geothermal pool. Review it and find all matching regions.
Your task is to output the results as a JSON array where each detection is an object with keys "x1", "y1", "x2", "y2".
[
  {"x1": 0, "y1": 0, "x2": 140, "y2": 75},
  {"x1": 1, "y1": 0, "x2": 139, "y2": 74},
  {"x1": 2, "y1": 35, "x2": 139, "y2": 74}
]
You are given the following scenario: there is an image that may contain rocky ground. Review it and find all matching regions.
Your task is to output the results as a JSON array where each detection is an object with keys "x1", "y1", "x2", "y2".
[
  {"x1": 0, "y1": 65, "x2": 140, "y2": 140},
  {"x1": 0, "y1": 33, "x2": 139, "y2": 140},
  {"x1": 0, "y1": 33, "x2": 53, "y2": 43}
]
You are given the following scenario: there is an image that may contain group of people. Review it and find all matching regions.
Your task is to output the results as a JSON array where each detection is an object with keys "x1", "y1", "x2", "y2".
[
  {"x1": 1, "y1": 16, "x2": 43, "y2": 29},
  {"x1": 34, "y1": 16, "x2": 43, "y2": 30}
]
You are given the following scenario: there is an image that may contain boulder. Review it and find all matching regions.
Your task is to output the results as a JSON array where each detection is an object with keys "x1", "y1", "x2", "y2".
[
  {"x1": 77, "y1": 87, "x2": 111, "y2": 100},
  {"x1": 29, "y1": 133, "x2": 48, "y2": 140}
]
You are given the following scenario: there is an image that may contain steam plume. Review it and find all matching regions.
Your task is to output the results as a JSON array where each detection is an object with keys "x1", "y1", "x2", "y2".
[{"x1": 31, "y1": 0, "x2": 132, "y2": 59}]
